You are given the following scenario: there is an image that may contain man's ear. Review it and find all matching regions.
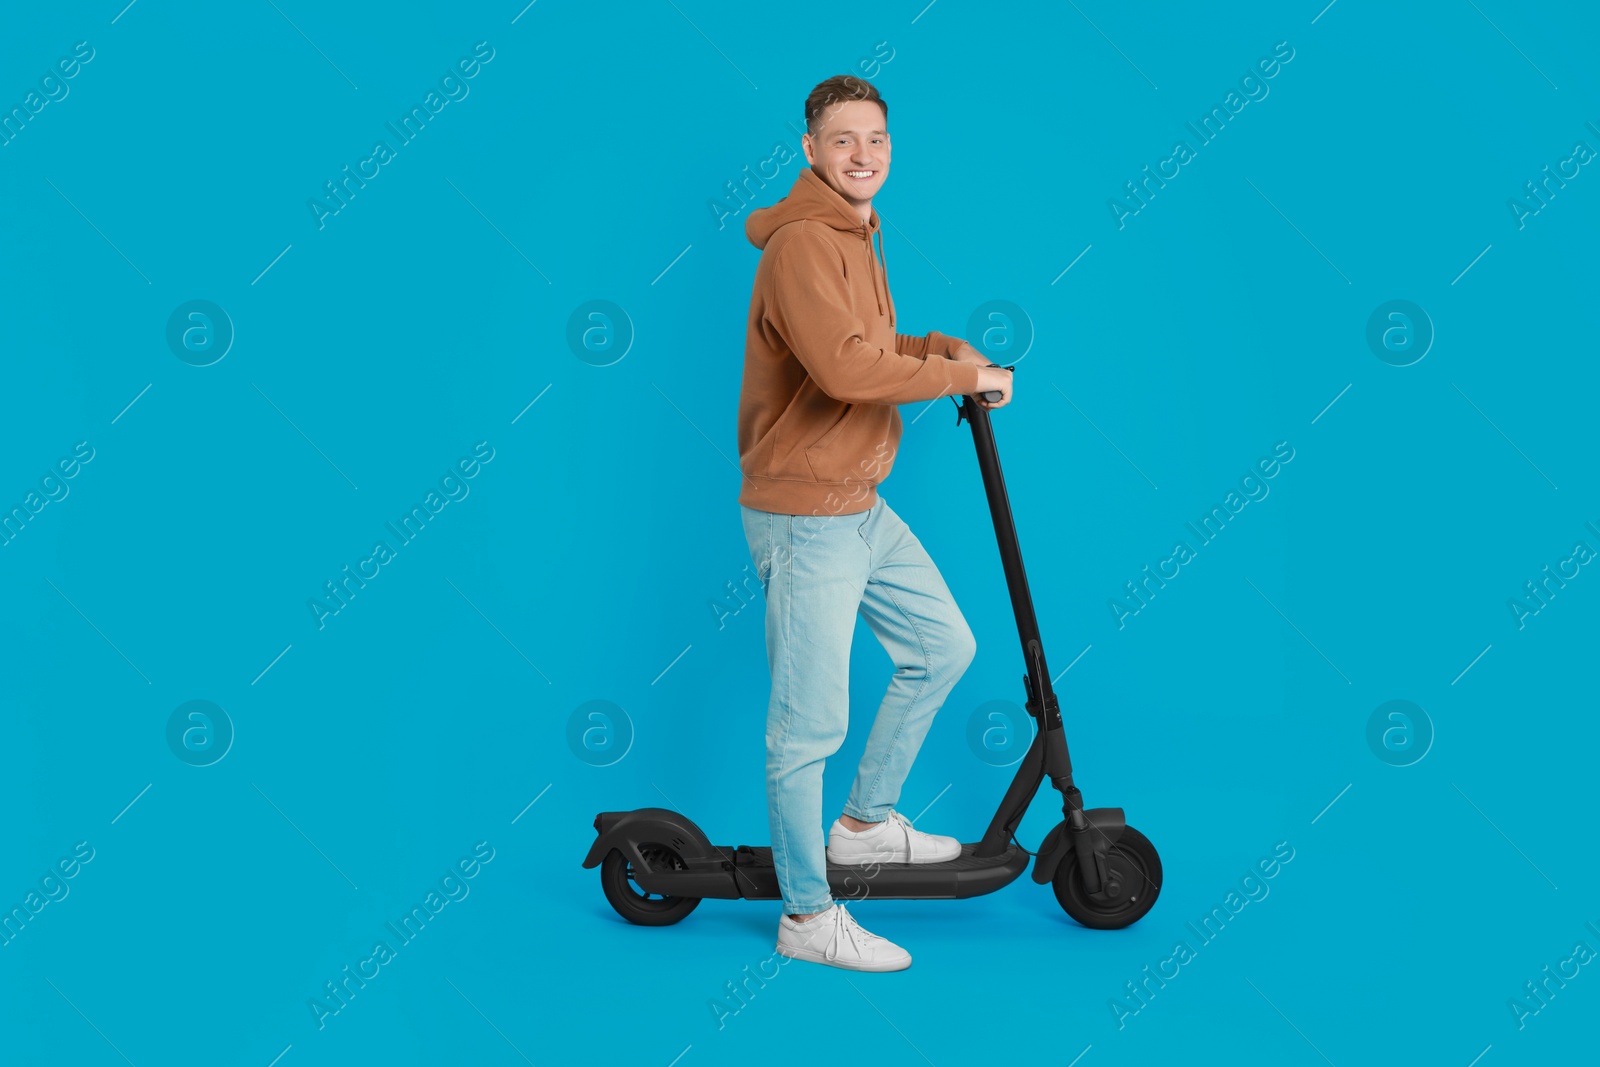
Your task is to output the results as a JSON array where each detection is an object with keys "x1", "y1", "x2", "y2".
[{"x1": 800, "y1": 133, "x2": 813, "y2": 166}]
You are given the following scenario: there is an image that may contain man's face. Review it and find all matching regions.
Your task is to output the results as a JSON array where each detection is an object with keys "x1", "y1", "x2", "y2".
[{"x1": 803, "y1": 99, "x2": 890, "y2": 215}]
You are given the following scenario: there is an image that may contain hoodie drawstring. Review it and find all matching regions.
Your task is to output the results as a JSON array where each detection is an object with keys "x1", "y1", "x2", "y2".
[
  {"x1": 877, "y1": 228, "x2": 891, "y2": 326},
  {"x1": 868, "y1": 228, "x2": 888, "y2": 321},
  {"x1": 865, "y1": 229, "x2": 880, "y2": 316}
]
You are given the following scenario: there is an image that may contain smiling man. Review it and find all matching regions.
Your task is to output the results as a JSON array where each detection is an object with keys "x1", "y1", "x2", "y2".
[{"x1": 735, "y1": 75, "x2": 1016, "y2": 972}]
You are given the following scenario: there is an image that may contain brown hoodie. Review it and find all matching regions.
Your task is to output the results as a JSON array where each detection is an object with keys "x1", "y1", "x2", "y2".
[{"x1": 736, "y1": 166, "x2": 982, "y2": 516}]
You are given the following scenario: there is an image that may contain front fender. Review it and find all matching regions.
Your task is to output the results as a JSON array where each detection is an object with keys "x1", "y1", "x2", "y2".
[{"x1": 1030, "y1": 807, "x2": 1126, "y2": 884}]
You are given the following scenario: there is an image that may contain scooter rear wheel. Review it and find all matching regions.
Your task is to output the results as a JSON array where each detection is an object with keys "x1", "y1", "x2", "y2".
[
  {"x1": 1052, "y1": 825, "x2": 1161, "y2": 929},
  {"x1": 600, "y1": 846, "x2": 702, "y2": 926}
]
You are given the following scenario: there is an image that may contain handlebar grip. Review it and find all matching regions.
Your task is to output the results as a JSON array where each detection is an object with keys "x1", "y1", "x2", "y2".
[{"x1": 974, "y1": 362, "x2": 1012, "y2": 403}]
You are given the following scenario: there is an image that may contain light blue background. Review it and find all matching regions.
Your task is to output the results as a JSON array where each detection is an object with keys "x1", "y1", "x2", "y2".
[{"x1": 3, "y1": 2, "x2": 1596, "y2": 1064}]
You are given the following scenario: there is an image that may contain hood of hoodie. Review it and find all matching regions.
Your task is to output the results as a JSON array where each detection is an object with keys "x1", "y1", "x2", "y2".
[{"x1": 746, "y1": 166, "x2": 892, "y2": 320}]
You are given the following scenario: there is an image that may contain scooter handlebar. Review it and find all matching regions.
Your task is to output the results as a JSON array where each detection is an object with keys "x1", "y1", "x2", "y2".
[{"x1": 974, "y1": 362, "x2": 1012, "y2": 403}]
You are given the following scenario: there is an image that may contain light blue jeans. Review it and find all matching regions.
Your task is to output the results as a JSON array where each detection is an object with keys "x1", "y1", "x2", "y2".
[{"x1": 739, "y1": 496, "x2": 977, "y2": 914}]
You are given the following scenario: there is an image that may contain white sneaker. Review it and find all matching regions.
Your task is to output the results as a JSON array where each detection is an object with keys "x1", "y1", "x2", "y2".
[
  {"x1": 827, "y1": 810, "x2": 961, "y2": 865},
  {"x1": 776, "y1": 903, "x2": 911, "y2": 972}
]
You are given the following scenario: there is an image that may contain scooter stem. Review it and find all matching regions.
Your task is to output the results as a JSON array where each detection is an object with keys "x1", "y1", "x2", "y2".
[
  {"x1": 956, "y1": 394, "x2": 1061, "y2": 732},
  {"x1": 957, "y1": 394, "x2": 1089, "y2": 865}
]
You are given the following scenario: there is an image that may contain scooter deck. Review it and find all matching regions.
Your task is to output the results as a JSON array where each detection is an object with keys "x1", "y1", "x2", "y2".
[{"x1": 721, "y1": 841, "x2": 1031, "y2": 901}]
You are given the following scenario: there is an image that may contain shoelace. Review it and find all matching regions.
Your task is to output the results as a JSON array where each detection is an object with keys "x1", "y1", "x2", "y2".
[
  {"x1": 884, "y1": 810, "x2": 918, "y2": 862},
  {"x1": 818, "y1": 905, "x2": 884, "y2": 962}
]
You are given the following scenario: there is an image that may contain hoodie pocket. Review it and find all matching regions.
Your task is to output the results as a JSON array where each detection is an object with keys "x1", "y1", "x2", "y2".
[
  {"x1": 805, "y1": 403, "x2": 878, "y2": 486},
  {"x1": 801, "y1": 403, "x2": 854, "y2": 476}
]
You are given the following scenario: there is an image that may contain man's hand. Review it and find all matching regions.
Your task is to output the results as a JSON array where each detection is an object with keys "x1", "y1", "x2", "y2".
[
  {"x1": 973, "y1": 364, "x2": 1013, "y2": 410},
  {"x1": 945, "y1": 340, "x2": 1012, "y2": 407}
]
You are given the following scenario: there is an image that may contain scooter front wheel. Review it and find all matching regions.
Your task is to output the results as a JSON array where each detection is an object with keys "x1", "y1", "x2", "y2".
[
  {"x1": 1052, "y1": 825, "x2": 1161, "y2": 929},
  {"x1": 600, "y1": 847, "x2": 702, "y2": 926}
]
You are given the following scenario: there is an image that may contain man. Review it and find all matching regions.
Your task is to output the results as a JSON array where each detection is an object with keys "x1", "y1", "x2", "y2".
[{"x1": 735, "y1": 74, "x2": 1015, "y2": 972}]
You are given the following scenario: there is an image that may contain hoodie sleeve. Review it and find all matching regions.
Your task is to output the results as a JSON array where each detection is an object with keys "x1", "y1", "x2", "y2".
[
  {"x1": 769, "y1": 232, "x2": 982, "y2": 405},
  {"x1": 897, "y1": 330, "x2": 967, "y2": 359},
  {"x1": 895, "y1": 331, "x2": 933, "y2": 358}
]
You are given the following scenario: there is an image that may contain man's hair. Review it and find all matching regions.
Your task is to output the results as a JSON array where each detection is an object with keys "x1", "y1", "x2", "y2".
[{"x1": 804, "y1": 75, "x2": 887, "y2": 138}]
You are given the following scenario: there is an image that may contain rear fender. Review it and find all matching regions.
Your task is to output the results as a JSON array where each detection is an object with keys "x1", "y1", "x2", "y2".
[{"x1": 581, "y1": 807, "x2": 717, "y2": 871}]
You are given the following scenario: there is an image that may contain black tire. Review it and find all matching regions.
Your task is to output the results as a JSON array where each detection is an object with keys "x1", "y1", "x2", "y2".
[
  {"x1": 1052, "y1": 825, "x2": 1162, "y2": 929},
  {"x1": 599, "y1": 846, "x2": 702, "y2": 926}
]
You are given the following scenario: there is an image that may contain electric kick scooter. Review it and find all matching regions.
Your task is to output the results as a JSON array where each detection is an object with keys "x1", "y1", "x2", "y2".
[{"x1": 584, "y1": 374, "x2": 1163, "y2": 930}]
